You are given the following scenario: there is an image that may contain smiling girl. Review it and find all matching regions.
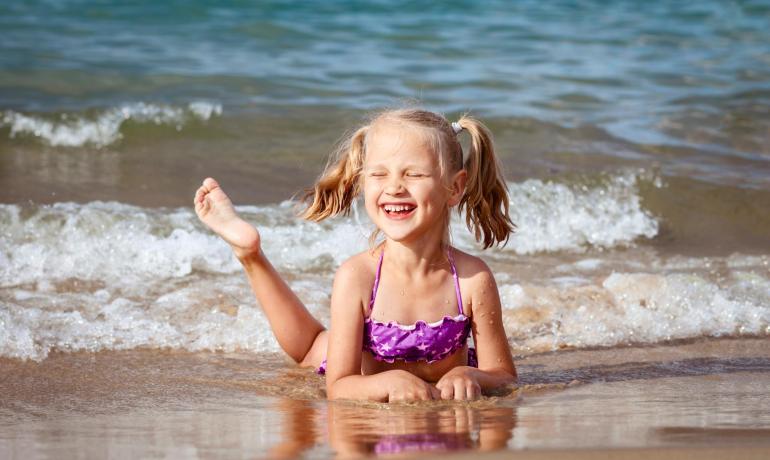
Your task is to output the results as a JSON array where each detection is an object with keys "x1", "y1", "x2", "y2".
[{"x1": 194, "y1": 108, "x2": 517, "y2": 402}]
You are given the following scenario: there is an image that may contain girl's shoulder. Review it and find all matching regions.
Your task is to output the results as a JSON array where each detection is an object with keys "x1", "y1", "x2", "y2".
[
  {"x1": 332, "y1": 249, "x2": 381, "y2": 296},
  {"x1": 449, "y1": 247, "x2": 500, "y2": 318},
  {"x1": 449, "y1": 247, "x2": 494, "y2": 282}
]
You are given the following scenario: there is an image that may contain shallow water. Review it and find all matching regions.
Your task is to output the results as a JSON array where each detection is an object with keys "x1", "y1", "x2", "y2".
[{"x1": 1, "y1": 338, "x2": 769, "y2": 459}]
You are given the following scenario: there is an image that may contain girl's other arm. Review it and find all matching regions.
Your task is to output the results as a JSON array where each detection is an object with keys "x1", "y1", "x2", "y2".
[
  {"x1": 325, "y1": 259, "x2": 440, "y2": 402},
  {"x1": 436, "y1": 259, "x2": 516, "y2": 400},
  {"x1": 467, "y1": 264, "x2": 517, "y2": 387}
]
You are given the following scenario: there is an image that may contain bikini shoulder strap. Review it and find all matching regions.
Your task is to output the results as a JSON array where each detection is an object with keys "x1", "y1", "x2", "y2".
[
  {"x1": 368, "y1": 250, "x2": 384, "y2": 313},
  {"x1": 446, "y1": 249, "x2": 465, "y2": 315}
]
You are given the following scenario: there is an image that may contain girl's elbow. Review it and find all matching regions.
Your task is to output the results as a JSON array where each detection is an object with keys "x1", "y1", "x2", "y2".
[{"x1": 492, "y1": 367, "x2": 517, "y2": 386}]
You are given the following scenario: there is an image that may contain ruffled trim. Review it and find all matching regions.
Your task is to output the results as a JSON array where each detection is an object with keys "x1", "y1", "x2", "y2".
[
  {"x1": 364, "y1": 314, "x2": 468, "y2": 331},
  {"x1": 365, "y1": 341, "x2": 468, "y2": 364}
]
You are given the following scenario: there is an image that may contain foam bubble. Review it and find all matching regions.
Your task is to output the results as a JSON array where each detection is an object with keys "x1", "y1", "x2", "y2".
[{"x1": 0, "y1": 101, "x2": 222, "y2": 147}]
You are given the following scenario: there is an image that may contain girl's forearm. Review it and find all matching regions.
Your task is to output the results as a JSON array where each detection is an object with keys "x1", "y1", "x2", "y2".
[
  {"x1": 326, "y1": 372, "x2": 398, "y2": 402},
  {"x1": 238, "y1": 251, "x2": 325, "y2": 363}
]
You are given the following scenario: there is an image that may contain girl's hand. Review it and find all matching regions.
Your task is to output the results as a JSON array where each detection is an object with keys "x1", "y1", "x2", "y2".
[
  {"x1": 435, "y1": 366, "x2": 482, "y2": 401},
  {"x1": 384, "y1": 370, "x2": 441, "y2": 402},
  {"x1": 194, "y1": 178, "x2": 262, "y2": 260}
]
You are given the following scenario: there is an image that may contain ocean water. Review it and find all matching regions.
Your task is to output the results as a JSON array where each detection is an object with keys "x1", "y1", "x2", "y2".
[{"x1": 1, "y1": 0, "x2": 769, "y2": 361}]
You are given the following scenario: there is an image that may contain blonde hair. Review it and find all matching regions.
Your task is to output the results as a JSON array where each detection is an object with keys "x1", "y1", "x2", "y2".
[{"x1": 301, "y1": 108, "x2": 515, "y2": 249}]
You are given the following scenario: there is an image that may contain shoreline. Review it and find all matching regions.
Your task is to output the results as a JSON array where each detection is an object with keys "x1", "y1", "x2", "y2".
[{"x1": 2, "y1": 336, "x2": 769, "y2": 458}]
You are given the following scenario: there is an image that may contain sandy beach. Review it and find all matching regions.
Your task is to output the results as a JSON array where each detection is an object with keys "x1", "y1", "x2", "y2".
[{"x1": 2, "y1": 337, "x2": 769, "y2": 458}]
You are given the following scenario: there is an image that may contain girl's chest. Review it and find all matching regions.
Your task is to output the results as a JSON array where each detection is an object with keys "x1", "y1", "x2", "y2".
[{"x1": 368, "y1": 274, "x2": 463, "y2": 324}]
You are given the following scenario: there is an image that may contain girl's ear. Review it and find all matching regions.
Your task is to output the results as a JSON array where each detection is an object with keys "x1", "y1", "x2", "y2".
[{"x1": 447, "y1": 169, "x2": 467, "y2": 207}]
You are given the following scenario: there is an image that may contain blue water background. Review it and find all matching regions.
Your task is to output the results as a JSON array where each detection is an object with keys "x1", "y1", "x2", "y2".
[{"x1": 1, "y1": 0, "x2": 769, "y2": 152}]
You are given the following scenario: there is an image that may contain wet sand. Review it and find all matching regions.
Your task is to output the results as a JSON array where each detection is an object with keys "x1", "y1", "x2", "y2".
[{"x1": 2, "y1": 337, "x2": 769, "y2": 459}]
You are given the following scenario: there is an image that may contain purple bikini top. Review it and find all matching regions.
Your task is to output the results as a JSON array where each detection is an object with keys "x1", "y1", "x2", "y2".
[{"x1": 363, "y1": 250, "x2": 471, "y2": 364}]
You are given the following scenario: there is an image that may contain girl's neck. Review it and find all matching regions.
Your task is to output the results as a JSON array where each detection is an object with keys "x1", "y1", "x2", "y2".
[{"x1": 381, "y1": 229, "x2": 449, "y2": 277}]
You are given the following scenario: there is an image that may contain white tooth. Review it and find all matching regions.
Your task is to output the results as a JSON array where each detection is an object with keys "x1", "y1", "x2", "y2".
[{"x1": 384, "y1": 204, "x2": 413, "y2": 212}]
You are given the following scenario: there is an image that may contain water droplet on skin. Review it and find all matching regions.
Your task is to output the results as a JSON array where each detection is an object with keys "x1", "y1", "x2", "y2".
[
  {"x1": 497, "y1": 358, "x2": 502, "y2": 363},
  {"x1": 489, "y1": 320, "x2": 494, "y2": 325},
  {"x1": 480, "y1": 312, "x2": 486, "y2": 317},
  {"x1": 490, "y1": 311, "x2": 495, "y2": 315},
  {"x1": 445, "y1": 299, "x2": 450, "y2": 304},
  {"x1": 400, "y1": 290, "x2": 405, "y2": 296}
]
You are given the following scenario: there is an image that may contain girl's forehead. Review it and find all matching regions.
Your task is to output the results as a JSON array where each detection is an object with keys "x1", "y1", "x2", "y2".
[{"x1": 365, "y1": 121, "x2": 437, "y2": 165}]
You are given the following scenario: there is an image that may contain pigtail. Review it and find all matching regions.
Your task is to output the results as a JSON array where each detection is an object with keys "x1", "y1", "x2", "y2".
[
  {"x1": 456, "y1": 116, "x2": 515, "y2": 248},
  {"x1": 301, "y1": 126, "x2": 368, "y2": 221}
]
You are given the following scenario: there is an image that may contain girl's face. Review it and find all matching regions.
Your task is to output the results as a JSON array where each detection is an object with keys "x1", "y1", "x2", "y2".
[{"x1": 362, "y1": 121, "x2": 464, "y2": 246}]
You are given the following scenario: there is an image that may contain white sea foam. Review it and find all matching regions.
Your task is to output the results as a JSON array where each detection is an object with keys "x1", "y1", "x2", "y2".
[
  {"x1": 502, "y1": 171, "x2": 660, "y2": 254},
  {"x1": 499, "y1": 268, "x2": 770, "y2": 354},
  {"x1": 0, "y1": 101, "x2": 222, "y2": 147},
  {"x1": 0, "y1": 201, "x2": 366, "y2": 360},
  {"x1": 0, "y1": 175, "x2": 765, "y2": 361}
]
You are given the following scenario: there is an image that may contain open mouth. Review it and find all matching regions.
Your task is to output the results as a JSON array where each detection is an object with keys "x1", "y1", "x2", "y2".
[{"x1": 381, "y1": 203, "x2": 416, "y2": 219}]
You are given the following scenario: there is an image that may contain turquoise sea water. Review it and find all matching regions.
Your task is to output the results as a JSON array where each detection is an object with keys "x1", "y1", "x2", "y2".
[
  {"x1": 0, "y1": 1, "x2": 769, "y2": 362},
  {"x1": 2, "y1": 0, "x2": 769, "y2": 156}
]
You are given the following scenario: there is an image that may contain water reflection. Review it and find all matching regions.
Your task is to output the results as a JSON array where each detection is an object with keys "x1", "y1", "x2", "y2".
[
  {"x1": 266, "y1": 397, "x2": 518, "y2": 458},
  {"x1": 328, "y1": 402, "x2": 517, "y2": 457}
]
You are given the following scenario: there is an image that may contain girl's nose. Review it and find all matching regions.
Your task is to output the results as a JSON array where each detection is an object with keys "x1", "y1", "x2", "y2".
[{"x1": 384, "y1": 177, "x2": 406, "y2": 195}]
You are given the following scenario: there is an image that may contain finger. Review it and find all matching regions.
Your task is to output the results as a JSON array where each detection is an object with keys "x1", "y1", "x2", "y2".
[
  {"x1": 467, "y1": 383, "x2": 481, "y2": 400},
  {"x1": 203, "y1": 177, "x2": 220, "y2": 192},
  {"x1": 429, "y1": 385, "x2": 442, "y2": 400},
  {"x1": 454, "y1": 381, "x2": 466, "y2": 401},
  {"x1": 440, "y1": 384, "x2": 453, "y2": 400}
]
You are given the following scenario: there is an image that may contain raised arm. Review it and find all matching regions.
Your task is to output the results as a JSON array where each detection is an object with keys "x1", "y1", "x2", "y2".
[
  {"x1": 194, "y1": 177, "x2": 325, "y2": 366},
  {"x1": 325, "y1": 258, "x2": 441, "y2": 402}
]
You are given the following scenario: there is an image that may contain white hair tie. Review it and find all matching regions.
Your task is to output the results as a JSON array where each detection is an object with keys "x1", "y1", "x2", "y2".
[{"x1": 451, "y1": 121, "x2": 463, "y2": 135}]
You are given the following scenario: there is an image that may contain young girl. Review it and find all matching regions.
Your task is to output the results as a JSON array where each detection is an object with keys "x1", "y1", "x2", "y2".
[{"x1": 194, "y1": 108, "x2": 517, "y2": 402}]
